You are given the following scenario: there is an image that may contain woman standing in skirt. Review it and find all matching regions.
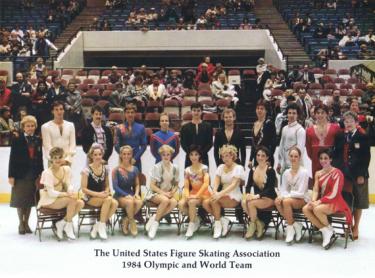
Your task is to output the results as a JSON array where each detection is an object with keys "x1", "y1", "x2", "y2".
[{"x1": 8, "y1": 115, "x2": 44, "y2": 234}]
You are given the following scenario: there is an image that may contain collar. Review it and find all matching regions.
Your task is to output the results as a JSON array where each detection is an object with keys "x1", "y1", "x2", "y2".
[
  {"x1": 288, "y1": 121, "x2": 298, "y2": 127},
  {"x1": 24, "y1": 133, "x2": 34, "y2": 137},
  {"x1": 91, "y1": 121, "x2": 103, "y2": 129}
]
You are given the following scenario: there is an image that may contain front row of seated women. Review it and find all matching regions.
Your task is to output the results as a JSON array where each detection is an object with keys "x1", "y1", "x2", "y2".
[{"x1": 36, "y1": 143, "x2": 352, "y2": 248}]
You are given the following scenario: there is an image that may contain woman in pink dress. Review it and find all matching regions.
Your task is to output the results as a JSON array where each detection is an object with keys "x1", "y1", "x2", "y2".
[
  {"x1": 306, "y1": 104, "x2": 340, "y2": 180},
  {"x1": 303, "y1": 148, "x2": 352, "y2": 249}
]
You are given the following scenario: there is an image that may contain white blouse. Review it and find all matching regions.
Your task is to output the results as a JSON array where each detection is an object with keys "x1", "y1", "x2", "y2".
[{"x1": 279, "y1": 167, "x2": 311, "y2": 202}]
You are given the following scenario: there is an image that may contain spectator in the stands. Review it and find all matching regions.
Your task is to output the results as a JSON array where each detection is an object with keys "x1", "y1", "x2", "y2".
[
  {"x1": 33, "y1": 32, "x2": 57, "y2": 57},
  {"x1": 148, "y1": 75, "x2": 166, "y2": 101},
  {"x1": 336, "y1": 23, "x2": 347, "y2": 39},
  {"x1": 47, "y1": 76, "x2": 67, "y2": 107},
  {"x1": 64, "y1": 82, "x2": 83, "y2": 132},
  {"x1": 363, "y1": 83, "x2": 375, "y2": 105},
  {"x1": 0, "y1": 38, "x2": 11, "y2": 57},
  {"x1": 31, "y1": 57, "x2": 47, "y2": 80},
  {"x1": 339, "y1": 32, "x2": 359, "y2": 47},
  {"x1": 358, "y1": 44, "x2": 374, "y2": 59},
  {"x1": 0, "y1": 106, "x2": 15, "y2": 146},
  {"x1": 89, "y1": 17, "x2": 103, "y2": 31},
  {"x1": 212, "y1": 63, "x2": 227, "y2": 82},
  {"x1": 165, "y1": 78, "x2": 184, "y2": 103},
  {"x1": 181, "y1": 0, "x2": 196, "y2": 23},
  {"x1": 127, "y1": 75, "x2": 148, "y2": 105},
  {"x1": 0, "y1": 80, "x2": 11, "y2": 108},
  {"x1": 108, "y1": 66, "x2": 122, "y2": 84},
  {"x1": 314, "y1": 22, "x2": 328, "y2": 39},
  {"x1": 287, "y1": 66, "x2": 303, "y2": 88},
  {"x1": 256, "y1": 58, "x2": 267, "y2": 75},
  {"x1": 239, "y1": 17, "x2": 252, "y2": 30},
  {"x1": 195, "y1": 63, "x2": 212, "y2": 85},
  {"x1": 183, "y1": 70, "x2": 195, "y2": 89},
  {"x1": 359, "y1": 29, "x2": 375, "y2": 46},
  {"x1": 212, "y1": 73, "x2": 239, "y2": 106},
  {"x1": 82, "y1": 105, "x2": 113, "y2": 163},
  {"x1": 326, "y1": 0, "x2": 337, "y2": 9},
  {"x1": 11, "y1": 72, "x2": 32, "y2": 119},
  {"x1": 331, "y1": 46, "x2": 347, "y2": 60},
  {"x1": 12, "y1": 25, "x2": 24, "y2": 39},
  {"x1": 296, "y1": 88, "x2": 313, "y2": 123},
  {"x1": 109, "y1": 83, "x2": 127, "y2": 111},
  {"x1": 32, "y1": 80, "x2": 49, "y2": 126},
  {"x1": 197, "y1": 56, "x2": 215, "y2": 76},
  {"x1": 102, "y1": 19, "x2": 112, "y2": 31},
  {"x1": 301, "y1": 64, "x2": 315, "y2": 84},
  {"x1": 26, "y1": 25, "x2": 37, "y2": 43}
]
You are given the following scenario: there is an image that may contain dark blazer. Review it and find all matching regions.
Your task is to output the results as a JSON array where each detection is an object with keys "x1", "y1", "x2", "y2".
[
  {"x1": 250, "y1": 118, "x2": 277, "y2": 165},
  {"x1": 47, "y1": 85, "x2": 67, "y2": 106},
  {"x1": 180, "y1": 121, "x2": 213, "y2": 167},
  {"x1": 333, "y1": 129, "x2": 370, "y2": 180},
  {"x1": 213, "y1": 126, "x2": 246, "y2": 167},
  {"x1": 246, "y1": 166, "x2": 277, "y2": 199},
  {"x1": 8, "y1": 133, "x2": 43, "y2": 179},
  {"x1": 81, "y1": 123, "x2": 114, "y2": 162},
  {"x1": 301, "y1": 71, "x2": 315, "y2": 83}
]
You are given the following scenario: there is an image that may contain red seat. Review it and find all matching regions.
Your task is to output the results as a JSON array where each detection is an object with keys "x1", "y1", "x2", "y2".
[
  {"x1": 228, "y1": 69, "x2": 240, "y2": 75},
  {"x1": 347, "y1": 78, "x2": 359, "y2": 85},
  {"x1": 351, "y1": 89, "x2": 363, "y2": 97},
  {"x1": 308, "y1": 83, "x2": 323, "y2": 90},
  {"x1": 145, "y1": 112, "x2": 160, "y2": 128},
  {"x1": 324, "y1": 83, "x2": 337, "y2": 90},
  {"x1": 108, "y1": 112, "x2": 123, "y2": 123},
  {"x1": 215, "y1": 99, "x2": 230, "y2": 109}
]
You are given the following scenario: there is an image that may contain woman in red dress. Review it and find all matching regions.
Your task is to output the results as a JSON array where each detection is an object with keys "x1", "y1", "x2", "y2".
[
  {"x1": 306, "y1": 104, "x2": 340, "y2": 180},
  {"x1": 303, "y1": 148, "x2": 352, "y2": 249}
]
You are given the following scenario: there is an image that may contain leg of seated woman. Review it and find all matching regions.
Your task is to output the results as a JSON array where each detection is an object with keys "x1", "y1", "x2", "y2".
[
  {"x1": 303, "y1": 204, "x2": 325, "y2": 229},
  {"x1": 218, "y1": 197, "x2": 239, "y2": 209},
  {"x1": 313, "y1": 204, "x2": 335, "y2": 227},
  {"x1": 247, "y1": 198, "x2": 274, "y2": 222},
  {"x1": 133, "y1": 199, "x2": 143, "y2": 216},
  {"x1": 100, "y1": 197, "x2": 116, "y2": 222},
  {"x1": 178, "y1": 198, "x2": 188, "y2": 216},
  {"x1": 275, "y1": 197, "x2": 285, "y2": 218},
  {"x1": 73, "y1": 199, "x2": 85, "y2": 220},
  {"x1": 151, "y1": 194, "x2": 170, "y2": 222},
  {"x1": 120, "y1": 197, "x2": 136, "y2": 220},
  {"x1": 164, "y1": 198, "x2": 178, "y2": 215},
  {"x1": 188, "y1": 198, "x2": 202, "y2": 222},
  {"x1": 282, "y1": 198, "x2": 306, "y2": 225},
  {"x1": 241, "y1": 199, "x2": 249, "y2": 216},
  {"x1": 202, "y1": 198, "x2": 212, "y2": 214},
  {"x1": 44, "y1": 197, "x2": 74, "y2": 221},
  {"x1": 107, "y1": 199, "x2": 119, "y2": 220},
  {"x1": 87, "y1": 197, "x2": 106, "y2": 221},
  {"x1": 210, "y1": 199, "x2": 222, "y2": 221}
]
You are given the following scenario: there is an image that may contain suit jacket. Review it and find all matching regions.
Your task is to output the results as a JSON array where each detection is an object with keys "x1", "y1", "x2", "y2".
[
  {"x1": 81, "y1": 123, "x2": 114, "y2": 162},
  {"x1": 214, "y1": 127, "x2": 246, "y2": 167},
  {"x1": 301, "y1": 71, "x2": 315, "y2": 83},
  {"x1": 250, "y1": 119, "x2": 277, "y2": 164},
  {"x1": 333, "y1": 129, "x2": 370, "y2": 180},
  {"x1": 47, "y1": 85, "x2": 67, "y2": 106},
  {"x1": 8, "y1": 133, "x2": 44, "y2": 179}
]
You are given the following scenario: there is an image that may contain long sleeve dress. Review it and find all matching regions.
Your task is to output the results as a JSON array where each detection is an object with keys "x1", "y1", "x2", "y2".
[
  {"x1": 317, "y1": 168, "x2": 352, "y2": 224},
  {"x1": 280, "y1": 167, "x2": 311, "y2": 202}
]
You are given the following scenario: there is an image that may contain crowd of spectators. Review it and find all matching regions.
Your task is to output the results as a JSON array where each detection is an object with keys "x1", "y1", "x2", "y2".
[
  {"x1": 0, "y1": 0, "x2": 85, "y2": 61},
  {"x1": 92, "y1": 0, "x2": 256, "y2": 31}
]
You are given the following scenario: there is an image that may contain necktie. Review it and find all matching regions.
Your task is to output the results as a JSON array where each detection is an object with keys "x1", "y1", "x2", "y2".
[{"x1": 345, "y1": 132, "x2": 352, "y2": 143}]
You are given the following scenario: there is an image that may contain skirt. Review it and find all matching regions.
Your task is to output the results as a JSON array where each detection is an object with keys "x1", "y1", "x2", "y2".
[{"x1": 10, "y1": 171, "x2": 36, "y2": 208}]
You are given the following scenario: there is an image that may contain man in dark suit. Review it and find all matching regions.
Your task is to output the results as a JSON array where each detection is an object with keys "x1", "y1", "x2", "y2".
[
  {"x1": 301, "y1": 64, "x2": 315, "y2": 84},
  {"x1": 46, "y1": 76, "x2": 67, "y2": 108},
  {"x1": 333, "y1": 111, "x2": 370, "y2": 240},
  {"x1": 11, "y1": 72, "x2": 33, "y2": 119},
  {"x1": 81, "y1": 105, "x2": 113, "y2": 163}
]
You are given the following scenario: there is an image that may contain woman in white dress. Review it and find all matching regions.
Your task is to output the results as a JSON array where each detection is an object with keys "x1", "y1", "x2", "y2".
[
  {"x1": 145, "y1": 145, "x2": 179, "y2": 239},
  {"x1": 203, "y1": 145, "x2": 244, "y2": 239},
  {"x1": 38, "y1": 147, "x2": 84, "y2": 240},
  {"x1": 275, "y1": 146, "x2": 310, "y2": 244}
]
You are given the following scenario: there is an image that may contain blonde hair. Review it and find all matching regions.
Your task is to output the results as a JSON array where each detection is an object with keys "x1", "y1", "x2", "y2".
[
  {"x1": 158, "y1": 144, "x2": 175, "y2": 155},
  {"x1": 219, "y1": 144, "x2": 238, "y2": 160},
  {"x1": 21, "y1": 115, "x2": 37, "y2": 129},
  {"x1": 119, "y1": 145, "x2": 136, "y2": 165},
  {"x1": 159, "y1": 112, "x2": 169, "y2": 121},
  {"x1": 221, "y1": 108, "x2": 236, "y2": 120},
  {"x1": 49, "y1": 147, "x2": 64, "y2": 160},
  {"x1": 87, "y1": 143, "x2": 104, "y2": 164},
  {"x1": 125, "y1": 103, "x2": 137, "y2": 113}
]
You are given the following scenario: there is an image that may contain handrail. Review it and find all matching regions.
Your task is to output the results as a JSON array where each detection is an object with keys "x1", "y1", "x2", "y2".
[{"x1": 267, "y1": 27, "x2": 289, "y2": 69}]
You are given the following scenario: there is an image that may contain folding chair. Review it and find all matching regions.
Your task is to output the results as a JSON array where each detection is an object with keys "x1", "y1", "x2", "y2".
[
  {"x1": 34, "y1": 179, "x2": 66, "y2": 242},
  {"x1": 77, "y1": 204, "x2": 112, "y2": 238},
  {"x1": 278, "y1": 208, "x2": 312, "y2": 241}
]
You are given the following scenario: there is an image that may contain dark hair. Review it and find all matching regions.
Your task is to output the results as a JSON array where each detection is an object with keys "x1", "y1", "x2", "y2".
[
  {"x1": 256, "y1": 99, "x2": 268, "y2": 111},
  {"x1": 255, "y1": 146, "x2": 270, "y2": 160},
  {"x1": 51, "y1": 101, "x2": 64, "y2": 111},
  {"x1": 191, "y1": 102, "x2": 203, "y2": 111},
  {"x1": 318, "y1": 148, "x2": 333, "y2": 159},
  {"x1": 91, "y1": 105, "x2": 103, "y2": 114},
  {"x1": 286, "y1": 103, "x2": 300, "y2": 115},
  {"x1": 314, "y1": 104, "x2": 329, "y2": 114},
  {"x1": 188, "y1": 145, "x2": 203, "y2": 161},
  {"x1": 286, "y1": 95, "x2": 296, "y2": 102},
  {"x1": 289, "y1": 146, "x2": 302, "y2": 157}
]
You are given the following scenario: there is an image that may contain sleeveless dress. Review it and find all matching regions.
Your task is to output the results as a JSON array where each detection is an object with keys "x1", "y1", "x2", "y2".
[
  {"x1": 184, "y1": 164, "x2": 211, "y2": 199},
  {"x1": 81, "y1": 165, "x2": 108, "y2": 202}
]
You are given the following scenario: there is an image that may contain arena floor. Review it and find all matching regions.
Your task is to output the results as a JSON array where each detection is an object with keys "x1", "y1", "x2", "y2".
[{"x1": 0, "y1": 204, "x2": 374, "y2": 278}]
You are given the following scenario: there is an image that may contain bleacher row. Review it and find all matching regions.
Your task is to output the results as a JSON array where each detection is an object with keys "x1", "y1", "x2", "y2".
[
  {"x1": 277, "y1": 0, "x2": 375, "y2": 59},
  {"x1": 99, "y1": 0, "x2": 256, "y2": 30}
]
